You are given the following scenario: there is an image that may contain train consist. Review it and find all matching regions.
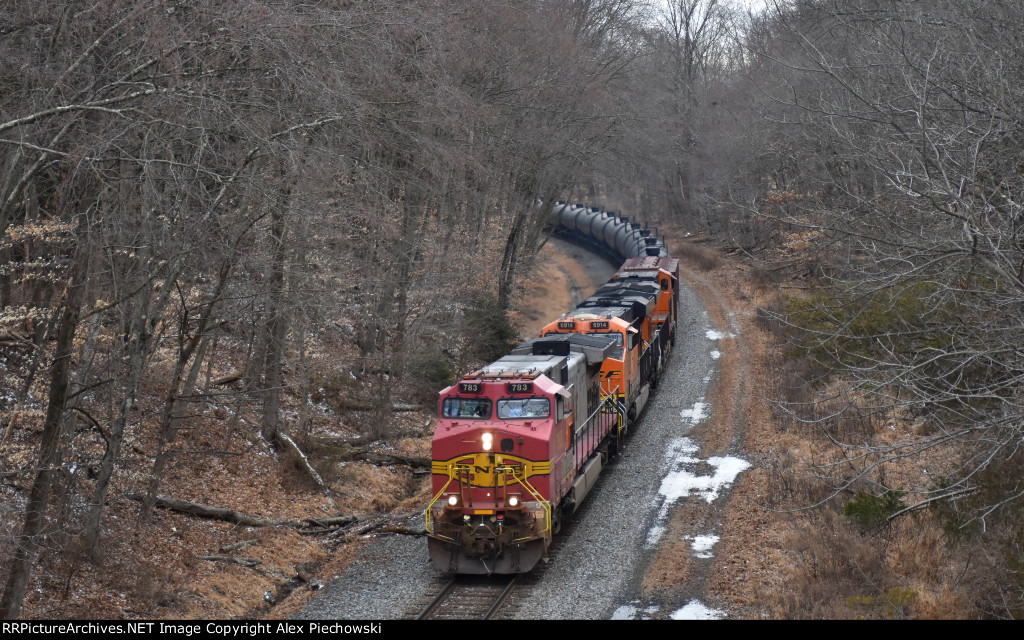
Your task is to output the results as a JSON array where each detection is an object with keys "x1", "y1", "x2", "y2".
[{"x1": 425, "y1": 203, "x2": 680, "y2": 574}]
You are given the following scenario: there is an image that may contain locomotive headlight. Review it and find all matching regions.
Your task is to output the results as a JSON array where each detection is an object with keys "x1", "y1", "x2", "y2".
[
  {"x1": 481, "y1": 433, "x2": 493, "y2": 451},
  {"x1": 447, "y1": 495, "x2": 458, "y2": 506},
  {"x1": 508, "y1": 495, "x2": 520, "y2": 507}
]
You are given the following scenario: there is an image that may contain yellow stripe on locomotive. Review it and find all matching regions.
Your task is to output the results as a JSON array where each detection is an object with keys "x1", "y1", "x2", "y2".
[{"x1": 430, "y1": 453, "x2": 552, "y2": 486}]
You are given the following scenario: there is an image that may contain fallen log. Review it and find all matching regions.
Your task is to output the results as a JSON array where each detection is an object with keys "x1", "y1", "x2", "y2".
[
  {"x1": 123, "y1": 492, "x2": 356, "y2": 529},
  {"x1": 278, "y1": 432, "x2": 338, "y2": 510},
  {"x1": 302, "y1": 439, "x2": 430, "y2": 469},
  {"x1": 333, "y1": 398, "x2": 425, "y2": 412},
  {"x1": 351, "y1": 517, "x2": 385, "y2": 536},
  {"x1": 0, "y1": 329, "x2": 29, "y2": 343},
  {"x1": 303, "y1": 515, "x2": 359, "y2": 528},
  {"x1": 377, "y1": 526, "x2": 426, "y2": 537},
  {"x1": 200, "y1": 554, "x2": 262, "y2": 568},
  {"x1": 355, "y1": 451, "x2": 431, "y2": 468},
  {"x1": 344, "y1": 518, "x2": 425, "y2": 537},
  {"x1": 212, "y1": 371, "x2": 243, "y2": 386},
  {"x1": 220, "y1": 539, "x2": 259, "y2": 552}
]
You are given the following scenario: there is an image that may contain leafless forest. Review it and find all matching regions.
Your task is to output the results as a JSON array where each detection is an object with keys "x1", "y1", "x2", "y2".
[{"x1": 2, "y1": 0, "x2": 1022, "y2": 619}]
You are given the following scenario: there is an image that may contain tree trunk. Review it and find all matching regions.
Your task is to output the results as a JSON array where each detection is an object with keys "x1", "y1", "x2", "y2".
[
  {"x1": 82, "y1": 281, "x2": 153, "y2": 554},
  {"x1": 0, "y1": 249, "x2": 88, "y2": 619},
  {"x1": 84, "y1": 254, "x2": 183, "y2": 552},
  {"x1": 498, "y1": 207, "x2": 526, "y2": 309},
  {"x1": 139, "y1": 257, "x2": 232, "y2": 524},
  {"x1": 261, "y1": 194, "x2": 289, "y2": 443}
]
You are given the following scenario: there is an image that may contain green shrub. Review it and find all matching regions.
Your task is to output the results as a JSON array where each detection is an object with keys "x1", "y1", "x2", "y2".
[
  {"x1": 884, "y1": 587, "x2": 917, "y2": 619},
  {"x1": 463, "y1": 294, "x2": 518, "y2": 363},
  {"x1": 843, "y1": 490, "x2": 905, "y2": 531},
  {"x1": 407, "y1": 348, "x2": 455, "y2": 399}
]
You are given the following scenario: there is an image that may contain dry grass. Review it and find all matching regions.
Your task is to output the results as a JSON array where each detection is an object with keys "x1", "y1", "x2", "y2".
[
  {"x1": 751, "y1": 293, "x2": 1018, "y2": 619},
  {"x1": 334, "y1": 463, "x2": 417, "y2": 513},
  {"x1": 675, "y1": 241, "x2": 721, "y2": 271},
  {"x1": 776, "y1": 508, "x2": 976, "y2": 619},
  {"x1": 749, "y1": 266, "x2": 783, "y2": 290}
]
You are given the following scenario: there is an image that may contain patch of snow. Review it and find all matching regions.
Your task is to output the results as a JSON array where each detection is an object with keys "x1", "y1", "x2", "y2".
[
  {"x1": 710, "y1": 350, "x2": 721, "y2": 360},
  {"x1": 705, "y1": 329, "x2": 736, "y2": 340},
  {"x1": 687, "y1": 534, "x2": 720, "y2": 558},
  {"x1": 645, "y1": 524, "x2": 665, "y2": 547},
  {"x1": 671, "y1": 600, "x2": 725, "y2": 620},
  {"x1": 662, "y1": 436, "x2": 700, "y2": 462},
  {"x1": 610, "y1": 603, "x2": 661, "y2": 620},
  {"x1": 656, "y1": 454, "x2": 752, "y2": 504},
  {"x1": 646, "y1": 438, "x2": 751, "y2": 547},
  {"x1": 611, "y1": 605, "x2": 637, "y2": 620},
  {"x1": 680, "y1": 402, "x2": 708, "y2": 423}
]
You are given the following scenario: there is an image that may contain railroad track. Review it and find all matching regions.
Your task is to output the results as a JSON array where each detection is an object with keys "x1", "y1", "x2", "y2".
[{"x1": 413, "y1": 575, "x2": 518, "y2": 620}]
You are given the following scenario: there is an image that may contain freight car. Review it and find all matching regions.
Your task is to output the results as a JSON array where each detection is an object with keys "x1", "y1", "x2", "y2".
[{"x1": 425, "y1": 204, "x2": 679, "y2": 574}]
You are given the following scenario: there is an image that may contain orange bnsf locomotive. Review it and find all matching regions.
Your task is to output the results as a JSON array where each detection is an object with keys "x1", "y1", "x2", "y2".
[{"x1": 426, "y1": 203, "x2": 680, "y2": 574}]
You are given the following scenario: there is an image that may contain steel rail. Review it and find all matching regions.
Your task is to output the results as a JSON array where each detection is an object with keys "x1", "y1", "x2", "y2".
[
  {"x1": 414, "y1": 577, "x2": 457, "y2": 620},
  {"x1": 483, "y1": 575, "x2": 518, "y2": 620},
  {"x1": 414, "y1": 575, "x2": 518, "y2": 620}
]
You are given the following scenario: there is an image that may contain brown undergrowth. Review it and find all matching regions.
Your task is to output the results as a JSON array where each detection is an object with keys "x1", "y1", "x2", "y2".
[
  {"x1": 0, "y1": 323, "x2": 434, "y2": 619},
  {"x1": 723, "y1": 247, "x2": 1008, "y2": 619},
  {"x1": 649, "y1": 230, "x2": 1007, "y2": 619}
]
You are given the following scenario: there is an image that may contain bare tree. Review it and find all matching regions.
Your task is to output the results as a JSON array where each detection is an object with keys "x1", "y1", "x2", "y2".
[{"x1": 744, "y1": 0, "x2": 1024, "y2": 557}]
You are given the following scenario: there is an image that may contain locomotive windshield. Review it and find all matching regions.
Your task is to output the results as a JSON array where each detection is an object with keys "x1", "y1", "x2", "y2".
[
  {"x1": 497, "y1": 398, "x2": 550, "y2": 419},
  {"x1": 442, "y1": 398, "x2": 492, "y2": 419}
]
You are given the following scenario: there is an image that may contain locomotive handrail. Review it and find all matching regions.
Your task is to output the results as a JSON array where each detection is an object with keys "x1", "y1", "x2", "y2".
[
  {"x1": 563, "y1": 386, "x2": 625, "y2": 473},
  {"x1": 577, "y1": 384, "x2": 619, "y2": 441},
  {"x1": 425, "y1": 462, "x2": 552, "y2": 540},
  {"x1": 425, "y1": 463, "x2": 458, "y2": 536},
  {"x1": 597, "y1": 385, "x2": 627, "y2": 437},
  {"x1": 497, "y1": 465, "x2": 552, "y2": 541}
]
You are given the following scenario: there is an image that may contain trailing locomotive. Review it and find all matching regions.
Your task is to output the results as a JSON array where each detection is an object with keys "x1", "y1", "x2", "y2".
[{"x1": 426, "y1": 203, "x2": 680, "y2": 574}]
